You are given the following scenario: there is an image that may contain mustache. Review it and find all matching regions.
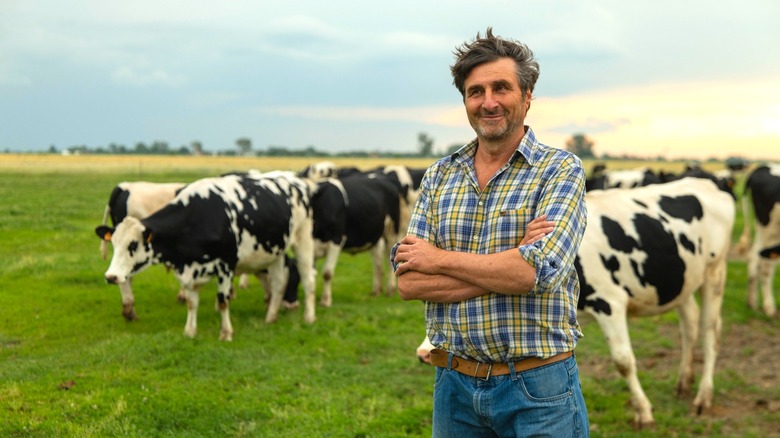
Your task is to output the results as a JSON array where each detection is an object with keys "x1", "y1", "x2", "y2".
[{"x1": 478, "y1": 109, "x2": 505, "y2": 117}]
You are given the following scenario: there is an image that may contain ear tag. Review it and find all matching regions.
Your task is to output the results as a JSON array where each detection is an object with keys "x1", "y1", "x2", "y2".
[
  {"x1": 146, "y1": 232, "x2": 153, "y2": 244},
  {"x1": 104, "y1": 232, "x2": 113, "y2": 242}
]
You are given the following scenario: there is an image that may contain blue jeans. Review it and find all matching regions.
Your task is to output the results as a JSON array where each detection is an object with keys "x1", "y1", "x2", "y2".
[{"x1": 432, "y1": 353, "x2": 589, "y2": 437}]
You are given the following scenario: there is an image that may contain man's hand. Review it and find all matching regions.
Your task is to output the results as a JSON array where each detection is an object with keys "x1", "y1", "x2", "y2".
[
  {"x1": 521, "y1": 215, "x2": 554, "y2": 245},
  {"x1": 394, "y1": 235, "x2": 441, "y2": 276}
]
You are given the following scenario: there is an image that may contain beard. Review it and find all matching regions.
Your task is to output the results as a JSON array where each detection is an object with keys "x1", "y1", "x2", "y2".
[{"x1": 469, "y1": 110, "x2": 522, "y2": 142}]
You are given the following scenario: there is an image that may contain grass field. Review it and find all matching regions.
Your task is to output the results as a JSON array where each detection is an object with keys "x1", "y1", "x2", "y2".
[{"x1": 0, "y1": 154, "x2": 778, "y2": 437}]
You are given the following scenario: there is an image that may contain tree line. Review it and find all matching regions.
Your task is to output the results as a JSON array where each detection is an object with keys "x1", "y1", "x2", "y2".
[{"x1": 16, "y1": 132, "x2": 747, "y2": 164}]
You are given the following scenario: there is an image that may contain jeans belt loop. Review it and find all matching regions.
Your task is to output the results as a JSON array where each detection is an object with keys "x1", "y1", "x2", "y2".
[{"x1": 475, "y1": 362, "x2": 493, "y2": 381}]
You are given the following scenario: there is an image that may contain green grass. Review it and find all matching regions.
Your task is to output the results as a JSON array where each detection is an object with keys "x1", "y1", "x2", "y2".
[{"x1": 1, "y1": 163, "x2": 779, "y2": 437}]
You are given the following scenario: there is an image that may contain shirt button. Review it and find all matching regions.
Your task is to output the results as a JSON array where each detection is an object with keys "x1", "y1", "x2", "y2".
[
  {"x1": 479, "y1": 201, "x2": 484, "y2": 206},
  {"x1": 473, "y1": 235, "x2": 478, "y2": 241}
]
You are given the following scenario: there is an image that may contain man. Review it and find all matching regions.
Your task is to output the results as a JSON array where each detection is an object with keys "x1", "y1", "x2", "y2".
[{"x1": 392, "y1": 28, "x2": 589, "y2": 437}]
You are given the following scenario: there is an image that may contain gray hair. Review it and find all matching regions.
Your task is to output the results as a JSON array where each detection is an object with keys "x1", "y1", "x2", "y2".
[{"x1": 450, "y1": 27, "x2": 540, "y2": 98}]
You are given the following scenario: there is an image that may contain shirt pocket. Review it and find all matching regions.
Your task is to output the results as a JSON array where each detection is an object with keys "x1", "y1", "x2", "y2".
[{"x1": 494, "y1": 208, "x2": 532, "y2": 248}]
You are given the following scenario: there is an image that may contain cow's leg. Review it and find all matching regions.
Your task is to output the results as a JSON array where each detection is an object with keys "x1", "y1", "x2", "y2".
[
  {"x1": 369, "y1": 239, "x2": 386, "y2": 296},
  {"x1": 675, "y1": 294, "x2": 700, "y2": 397},
  {"x1": 294, "y1": 239, "x2": 317, "y2": 325},
  {"x1": 693, "y1": 260, "x2": 727, "y2": 415},
  {"x1": 118, "y1": 279, "x2": 137, "y2": 321},
  {"x1": 746, "y1": 249, "x2": 760, "y2": 311},
  {"x1": 215, "y1": 274, "x2": 234, "y2": 341},
  {"x1": 758, "y1": 258, "x2": 777, "y2": 317},
  {"x1": 264, "y1": 257, "x2": 287, "y2": 323},
  {"x1": 592, "y1": 307, "x2": 655, "y2": 428},
  {"x1": 182, "y1": 286, "x2": 199, "y2": 338},
  {"x1": 238, "y1": 273, "x2": 249, "y2": 290},
  {"x1": 319, "y1": 242, "x2": 342, "y2": 307}
]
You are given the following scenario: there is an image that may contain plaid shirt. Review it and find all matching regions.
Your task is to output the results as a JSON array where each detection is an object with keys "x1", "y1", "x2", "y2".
[{"x1": 396, "y1": 127, "x2": 587, "y2": 362}]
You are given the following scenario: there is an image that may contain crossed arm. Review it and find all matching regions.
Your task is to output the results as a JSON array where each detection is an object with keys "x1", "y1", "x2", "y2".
[{"x1": 393, "y1": 215, "x2": 554, "y2": 303}]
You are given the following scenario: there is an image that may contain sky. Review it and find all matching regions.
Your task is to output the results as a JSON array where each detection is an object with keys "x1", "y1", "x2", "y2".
[{"x1": 1, "y1": 0, "x2": 779, "y2": 161}]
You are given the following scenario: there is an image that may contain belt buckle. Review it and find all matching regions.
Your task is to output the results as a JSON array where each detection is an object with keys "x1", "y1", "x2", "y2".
[{"x1": 474, "y1": 362, "x2": 493, "y2": 381}]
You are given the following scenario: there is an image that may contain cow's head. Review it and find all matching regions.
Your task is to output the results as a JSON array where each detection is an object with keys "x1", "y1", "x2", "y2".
[{"x1": 95, "y1": 216, "x2": 156, "y2": 284}]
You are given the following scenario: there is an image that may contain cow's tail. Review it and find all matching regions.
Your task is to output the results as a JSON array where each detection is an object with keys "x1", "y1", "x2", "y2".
[
  {"x1": 100, "y1": 204, "x2": 111, "y2": 260},
  {"x1": 735, "y1": 185, "x2": 752, "y2": 257}
]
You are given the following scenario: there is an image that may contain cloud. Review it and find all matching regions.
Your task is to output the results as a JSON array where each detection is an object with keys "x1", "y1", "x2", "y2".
[
  {"x1": 529, "y1": 74, "x2": 780, "y2": 159},
  {"x1": 253, "y1": 104, "x2": 464, "y2": 125},
  {"x1": 111, "y1": 67, "x2": 187, "y2": 88}
]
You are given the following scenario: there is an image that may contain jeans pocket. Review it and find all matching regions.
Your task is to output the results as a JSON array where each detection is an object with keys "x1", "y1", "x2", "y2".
[
  {"x1": 516, "y1": 361, "x2": 573, "y2": 403},
  {"x1": 433, "y1": 366, "x2": 445, "y2": 391}
]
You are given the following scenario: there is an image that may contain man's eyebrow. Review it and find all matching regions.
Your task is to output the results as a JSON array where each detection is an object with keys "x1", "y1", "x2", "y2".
[{"x1": 466, "y1": 83, "x2": 484, "y2": 94}]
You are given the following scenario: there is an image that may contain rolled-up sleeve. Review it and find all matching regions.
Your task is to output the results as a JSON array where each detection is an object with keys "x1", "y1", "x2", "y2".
[{"x1": 518, "y1": 158, "x2": 587, "y2": 295}]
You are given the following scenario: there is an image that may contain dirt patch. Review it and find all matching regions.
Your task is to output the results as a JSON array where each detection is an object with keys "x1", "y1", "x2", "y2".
[{"x1": 578, "y1": 316, "x2": 780, "y2": 435}]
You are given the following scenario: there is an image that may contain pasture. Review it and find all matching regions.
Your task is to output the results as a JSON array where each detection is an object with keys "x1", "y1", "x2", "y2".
[{"x1": 0, "y1": 154, "x2": 778, "y2": 437}]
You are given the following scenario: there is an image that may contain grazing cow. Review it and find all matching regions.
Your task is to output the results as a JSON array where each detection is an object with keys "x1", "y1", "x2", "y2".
[
  {"x1": 338, "y1": 173, "x2": 404, "y2": 296},
  {"x1": 298, "y1": 168, "x2": 405, "y2": 298},
  {"x1": 366, "y1": 165, "x2": 427, "y2": 234},
  {"x1": 95, "y1": 171, "x2": 317, "y2": 340},
  {"x1": 586, "y1": 166, "x2": 661, "y2": 191},
  {"x1": 298, "y1": 161, "x2": 361, "y2": 180},
  {"x1": 737, "y1": 164, "x2": 780, "y2": 317},
  {"x1": 576, "y1": 177, "x2": 734, "y2": 426},
  {"x1": 99, "y1": 181, "x2": 186, "y2": 259},
  {"x1": 416, "y1": 177, "x2": 735, "y2": 428},
  {"x1": 309, "y1": 178, "x2": 349, "y2": 306},
  {"x1": 661, "y1": 165, "x2": 736, "y2": 199},
  {"x1": 98, "y1": 181, "x2": 186, "y2": 320}
]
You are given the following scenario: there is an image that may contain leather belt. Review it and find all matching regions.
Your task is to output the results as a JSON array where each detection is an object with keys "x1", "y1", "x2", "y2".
[{"x1": 429, "y1": 349, "x2": 573, "y2": 380}]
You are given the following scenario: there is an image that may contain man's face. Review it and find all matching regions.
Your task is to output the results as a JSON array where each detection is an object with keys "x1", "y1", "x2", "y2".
[{"x1": 464, "y1": 58, "x2": 531, "y2": 142}]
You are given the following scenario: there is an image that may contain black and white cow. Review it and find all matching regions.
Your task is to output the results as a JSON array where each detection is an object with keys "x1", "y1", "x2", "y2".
[
  {"x1": 575, "y1": 177, "x2": 734, "y2": 426},
  {"x1": 298, "y1": 164, "x2": 406, "y2": 297},
  {"x1": 95, "y1": 171, "x2": 317, "y2": 340},
  {"x1": 99, "y1": 181, "x2": 186, "y2": 259},
  {"x1": 98, "y1": 181, "x2": 186, "y2": 320},
  {"x1": 337, "y1": 173, "x2": 404, "y2": 296},
  {"x1": 416, "y1": 177, "x2": 735, "y2": 428},
  {"x1": 736, "y1": 164, "x2": 780, "y2": 317},
  {"x1": 309, "y1": 178, "x2": 349, "y2": 306},
  {"x1": 586, "y1": 166, "x2": 661, "y2": 191}
]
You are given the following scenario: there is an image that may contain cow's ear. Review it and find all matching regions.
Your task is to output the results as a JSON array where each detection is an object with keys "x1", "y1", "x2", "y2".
[
  {"x1": 143, "y1": 229, "x2": 154, "y2": 244},
  {"x1": 95, "y1": 225, "x2": 114, "y2": 241}
]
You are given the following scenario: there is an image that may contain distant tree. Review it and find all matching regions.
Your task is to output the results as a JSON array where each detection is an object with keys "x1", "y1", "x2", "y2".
[
  {"x1": 236, "y1": 137, "x2": 252, "y2": 156},
  {"x1": 446, "y1": 143, "x2": 463, "y2": 155},
  {"x1": 190, "y1": 141, "x2": 204, "y2": 155},
  {"x1": 565, "y1": 133, "x2": 595, "y2": 159},
  {"x1": 417, "y1": 132, "x2": 434, "y2": 157},
  {"x1": 134, "y1": 142, "x2": 148, "y2": 154},
  {"x1": 48, "y1": 145, "x2": 58, "y2": 154}
]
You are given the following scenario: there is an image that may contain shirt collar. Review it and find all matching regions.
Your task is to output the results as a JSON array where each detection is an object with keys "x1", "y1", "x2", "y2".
[{"x1": 449, "y1": 125, "x2": 538, "y2": 167}]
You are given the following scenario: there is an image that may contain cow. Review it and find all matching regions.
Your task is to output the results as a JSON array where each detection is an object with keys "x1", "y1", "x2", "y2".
[
  {"x1": 736, "y1": 164, "x2": 780, "y2": 317},
  {"x1": 95, "y1": 171, "x2": 317, "y2": 340},
  {"x1": 586, "y1": 166, "x2": 661, "y2": 191},
  {"x1": 309, "y1": 178, "x2": 349, "y2": 306},
  {"x1": 297, "y1": 166, "x2": 406, "y2": 298},
  {"x1": 661, "y1": 165, "x2": 736, "y2": 199},
  {"x1": 416, "y1": 177, "x2": 735, "y2": 428},
  {"x1": 97, "y1": 181, "x2": 186, "y2": 320},
  {"x1": 335, "y1": 173, "x2": 404, "y2": 296}
]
